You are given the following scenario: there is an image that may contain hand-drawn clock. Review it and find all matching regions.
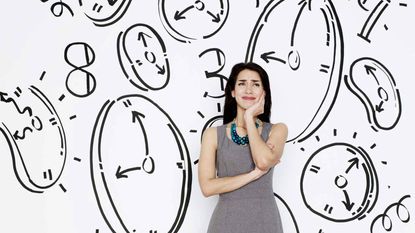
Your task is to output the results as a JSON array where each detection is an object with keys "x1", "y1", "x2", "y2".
[
  {"x1": 0, "y1": 85, "x2": 67, "y2": 193},
  {"x1": 246, "y1": 0, "x2": 344, "y2": 142},
  {"x1": 117, "y1": 24, "x2": 170, "y2": 91},
  {"x1": 90, "y1": 94, "x2": 191, "y2": 233},
  {"x1": 83, "y1": 0, "x2": 132, "y2": 27},
  {"x1": 300, "y1": 142, "x2": 378, "y2": 222},
  {"x1": 345, "y1": 57, "x2": 401, "y2": 132},
  {"x1": 158, "y1": 0, "x2": 230, "y2": 43}
]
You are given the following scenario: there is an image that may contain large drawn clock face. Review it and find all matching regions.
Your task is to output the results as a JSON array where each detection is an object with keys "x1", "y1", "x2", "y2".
[
  {"x1": 90, "y1": 94, "x2": 191, "y2": 233},
  {"x1": 0, "y1": 86, "x2": 66, "y2": 193},
  {"x1": 246, "y1": 0, "x2": 343, "y2": 142},
  {"x1": 300, "y1": 142, "x2": 378, "y2": 222},
  {"x1": 158, "y1": 0, "x2": 230, "y2": 42}
]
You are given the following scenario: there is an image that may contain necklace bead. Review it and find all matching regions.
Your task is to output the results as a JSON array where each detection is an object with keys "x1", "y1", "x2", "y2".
[{"x1": 230, "y1": 121, "x2": 259, "y2": 145}]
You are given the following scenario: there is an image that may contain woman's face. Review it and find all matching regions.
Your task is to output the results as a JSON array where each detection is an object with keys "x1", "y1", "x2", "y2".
[{"x1": 231, "y1": 69, "x2": 265, "y2": 110}]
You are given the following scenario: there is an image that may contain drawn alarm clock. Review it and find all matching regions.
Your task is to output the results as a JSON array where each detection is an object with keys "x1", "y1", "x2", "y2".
[
  {"x1": 246, "y1": 0, "x2": 344, "y2": 142},
  {"x1": 90, "y1": 94, "x2": 191, "y2": 233},
  {"x1": 0, "y1": 86, "x2": 67, "y2": 193}
]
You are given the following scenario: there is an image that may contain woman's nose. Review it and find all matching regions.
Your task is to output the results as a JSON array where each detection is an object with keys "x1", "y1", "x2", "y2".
[{"x1": 246, "y1": 84, "x2": 253, "y2": 93}]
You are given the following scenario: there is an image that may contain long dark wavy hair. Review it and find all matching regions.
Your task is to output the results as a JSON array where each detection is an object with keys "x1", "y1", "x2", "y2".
[{"x1": 223, "y1": 62, "x2": 272, "y2": 124}]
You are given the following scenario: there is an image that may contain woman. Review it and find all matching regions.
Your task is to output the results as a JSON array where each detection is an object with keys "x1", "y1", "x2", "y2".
[{"x1": 198, "y1": 62, "x2": 288, "y2": 233}]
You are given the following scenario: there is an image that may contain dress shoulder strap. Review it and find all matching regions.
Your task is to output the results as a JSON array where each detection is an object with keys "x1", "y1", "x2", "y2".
[{"x1": 216, "y1": 124, "x2": 227, "y2": 149}]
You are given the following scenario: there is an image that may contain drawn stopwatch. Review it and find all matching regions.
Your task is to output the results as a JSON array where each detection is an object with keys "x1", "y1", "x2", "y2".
[
  {"x1": 91, "y1": 94, "x2": 191, "y2": 233},
  {"x1": 246, "y1": 0, "x2": 344, "y2": 142},
  {"x1": 300, "y1": 142, "x2": 378, "y2": 222}
]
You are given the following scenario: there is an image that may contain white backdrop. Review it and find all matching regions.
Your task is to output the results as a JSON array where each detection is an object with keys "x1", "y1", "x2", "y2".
[{"x1": 1, "y1": 0, "x2": 415, "y2": 232}]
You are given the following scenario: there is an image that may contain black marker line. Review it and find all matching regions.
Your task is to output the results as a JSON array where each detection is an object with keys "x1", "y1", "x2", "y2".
[
  {"x1": 59, "y1": 94, "x2": 65, "y2": 101},
  {"x1": 39, "y1": 71, "x2": 46, "y2": 81},
  {"x1": 59, "y1": 183, "x2": 67, "y2": 192},
  {"x1": 197, "y1": 111, "x2": 205, "y2": 118},
  {"x1": 48, "y1": 169, "x2": 53, "y2": 180}
]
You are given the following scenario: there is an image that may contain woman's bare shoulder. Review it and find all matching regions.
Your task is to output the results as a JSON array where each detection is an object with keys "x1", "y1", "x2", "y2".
[{"x1": 269, "y1": 122, "x2": 288, "y2": 135}]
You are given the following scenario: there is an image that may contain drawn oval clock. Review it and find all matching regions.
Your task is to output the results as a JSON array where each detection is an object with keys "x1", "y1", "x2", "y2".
[
  {"x1": 246, "y1": 0, "x2": 344, "y2": 142},
  {"x1": 90, "y1": 94, "x2": 191, "y2": 233},
  {"x1": 159, "y1": 0, "x2": 230, "y2": 42}
]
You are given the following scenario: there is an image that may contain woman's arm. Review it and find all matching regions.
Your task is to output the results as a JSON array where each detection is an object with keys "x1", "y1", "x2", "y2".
[
  {"x1": 245, "y1": 119, "x2": 288, "y2": 171},
  {"x1": 244, "y1": 94, "x2": 288, "y2": 171},
  {"x1": 198, "y1": 127, "x2": 267, "y2": 197}
]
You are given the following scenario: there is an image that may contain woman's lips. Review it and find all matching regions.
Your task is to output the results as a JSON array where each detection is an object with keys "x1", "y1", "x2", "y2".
[{"x1": 242, "y1": 96, "x2": 256, "y2": 100}]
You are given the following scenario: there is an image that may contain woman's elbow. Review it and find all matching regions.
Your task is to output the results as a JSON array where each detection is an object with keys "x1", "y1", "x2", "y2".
[
  {"x1": 256, "y1": 158, "x2": 280, "y2": 171},
  {"x1": 199, "y1": 183, "x2": 214, "y2": 197},
  {"x1": 256, "y1": 162, "x2": 271, "y2": 172}
]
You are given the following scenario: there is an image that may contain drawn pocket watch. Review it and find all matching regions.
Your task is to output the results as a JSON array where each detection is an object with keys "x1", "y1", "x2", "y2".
[{"x1": 0, "y1": 85, "x2": 67, "y2": 193}]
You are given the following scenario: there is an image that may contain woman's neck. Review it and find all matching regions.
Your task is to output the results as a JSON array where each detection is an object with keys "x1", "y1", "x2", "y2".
[{"x1": 235, "y1": 109, "x2": 257, "y2": 128}]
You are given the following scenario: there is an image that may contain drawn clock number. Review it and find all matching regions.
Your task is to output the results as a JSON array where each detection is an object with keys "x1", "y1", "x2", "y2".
[{"x1": 64, "y1": 42, "x2": 97, "y2": 98}]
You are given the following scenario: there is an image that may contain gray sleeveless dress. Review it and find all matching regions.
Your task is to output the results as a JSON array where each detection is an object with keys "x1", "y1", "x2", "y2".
[{"x1": 207, "y1": 123, "x2": 284, "y2": 233}]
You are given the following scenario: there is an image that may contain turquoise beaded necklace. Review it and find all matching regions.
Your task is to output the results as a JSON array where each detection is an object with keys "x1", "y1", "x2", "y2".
[{"x1": 230, "y1": 120, "x2": 260, "y2": 145}]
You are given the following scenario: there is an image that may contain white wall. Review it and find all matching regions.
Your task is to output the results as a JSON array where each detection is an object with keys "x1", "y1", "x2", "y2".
[{"x1": 1, "y1": 0, "x2": 415, "y2": 232}]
